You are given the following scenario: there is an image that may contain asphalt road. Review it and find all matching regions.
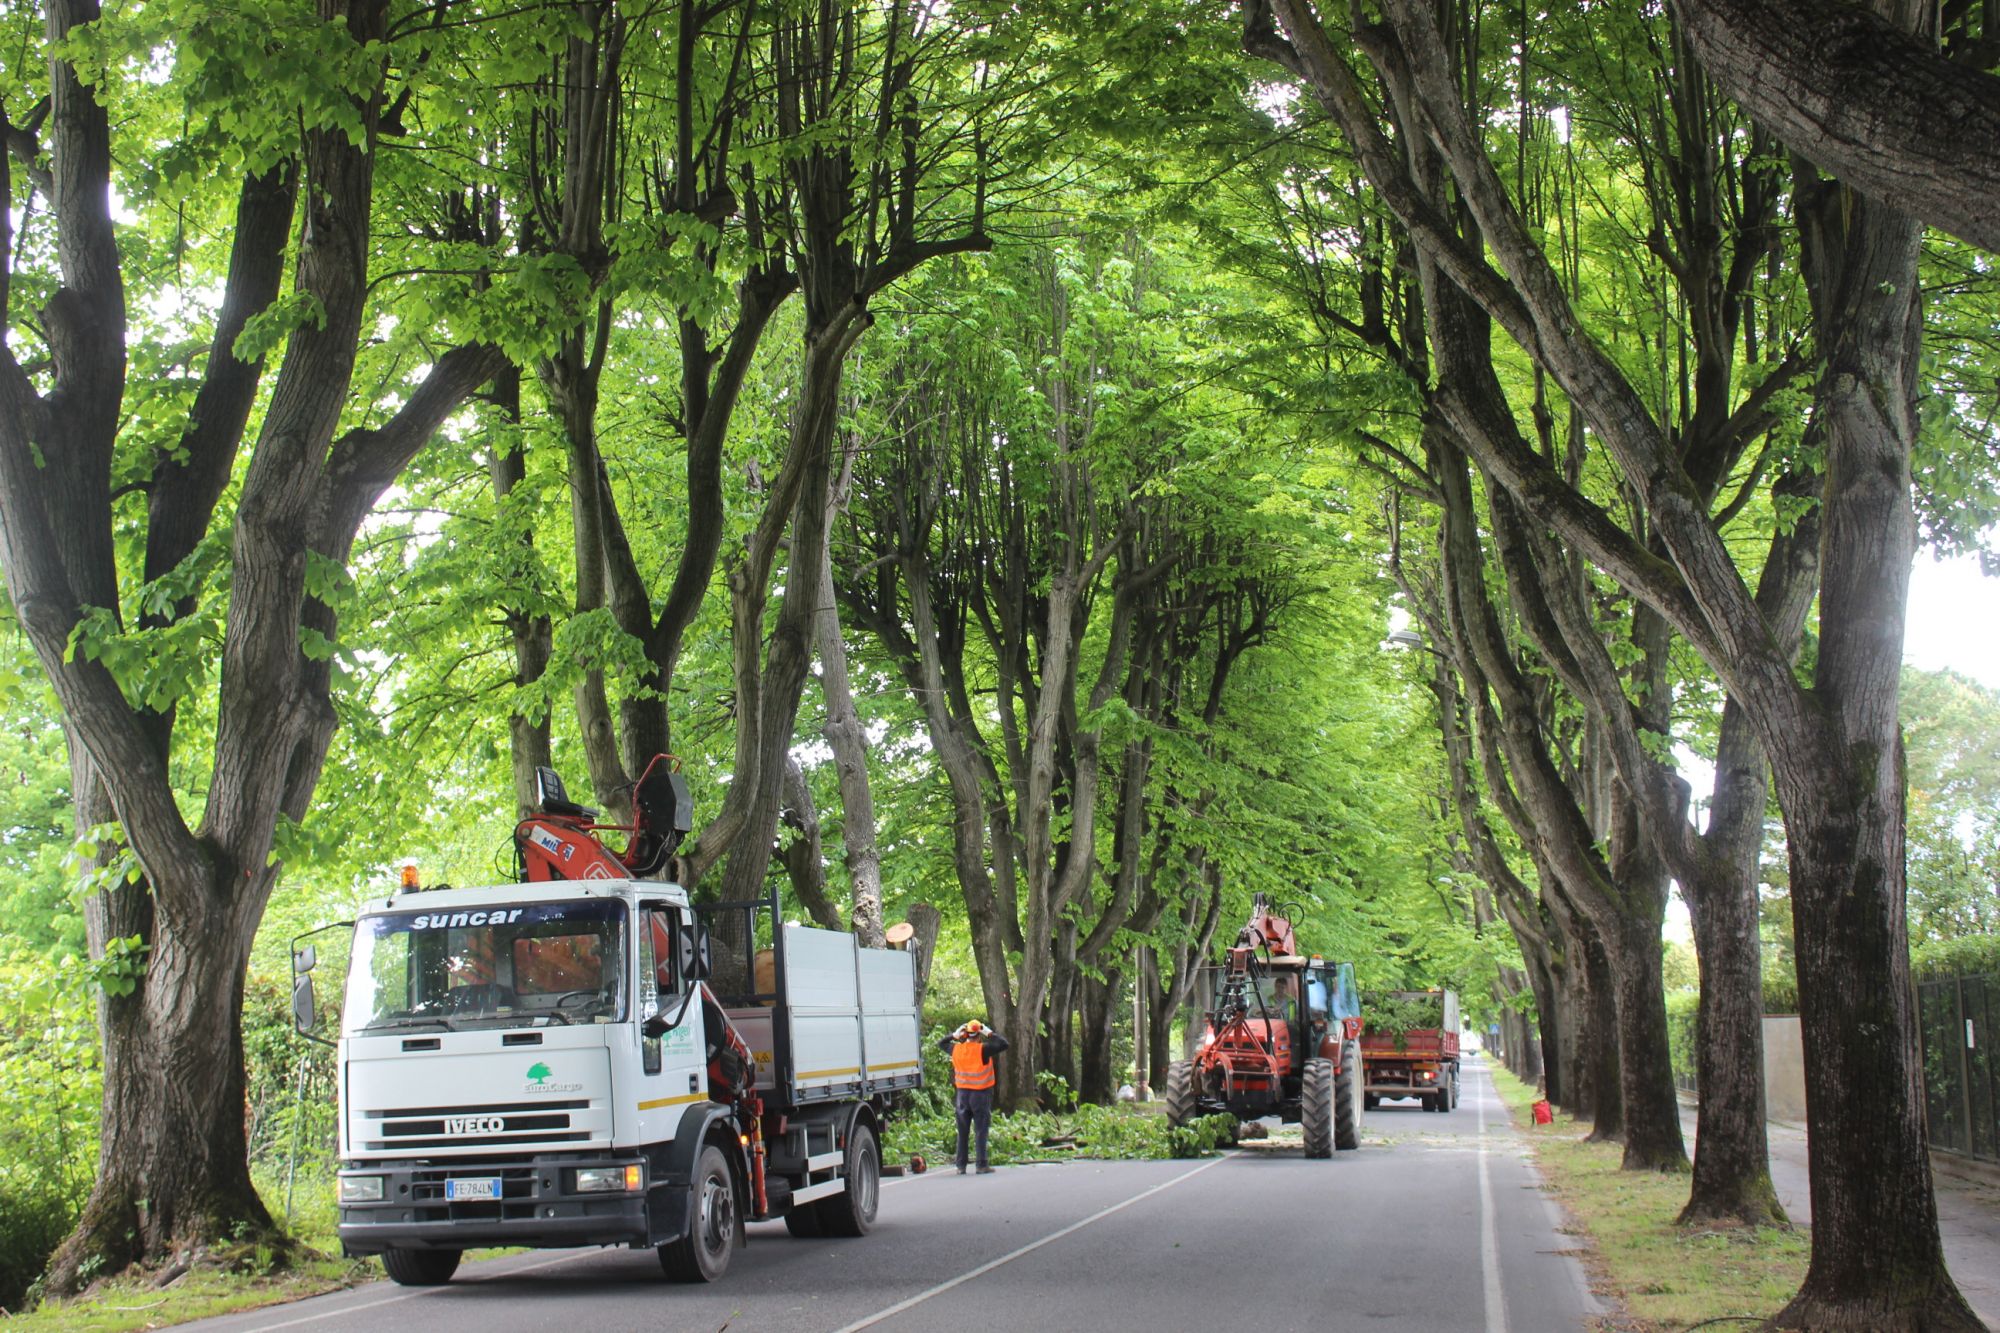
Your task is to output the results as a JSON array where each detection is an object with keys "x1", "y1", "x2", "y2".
[{"x1": 188, "y1": 1056, "x2": 1599, "y2": 1333}]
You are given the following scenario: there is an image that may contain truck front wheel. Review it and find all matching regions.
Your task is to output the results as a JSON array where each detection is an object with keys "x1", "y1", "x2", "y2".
[
  {"x1": 660, "y1": 1143, "x2": 737, "y2": 1283},
  {"x1": 815, "y1": 1121, "x2": 881, "y2": 1238},
  {"x1": 381, "y1": 1247, "x2": 460, "y2": 1287}
]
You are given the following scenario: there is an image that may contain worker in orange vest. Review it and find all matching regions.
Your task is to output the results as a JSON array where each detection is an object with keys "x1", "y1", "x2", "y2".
[{"x1": 941, "y1": 1019, "x2": 1010, "y2": 1174}]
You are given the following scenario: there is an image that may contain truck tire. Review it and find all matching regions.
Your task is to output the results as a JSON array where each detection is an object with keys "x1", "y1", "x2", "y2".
[
  {"x1": 1334, "y1": 1041, "x2": 1361, "y2": 1151},
  {"x1": 1300, "y1": 1058, "x2": 1334, "y2": 1159},
  {"x1": 1165, "y1": 1061, "x2": 1196, "y2": 1128},
  {"x1": 381, "y1": 1247, "x2": 460, "y2": 1286},
  {"x1": 814, "y1": 1121, "x2": 881, "y2": 1238},
  {"x1": 660, "y1": 1143, "x2": 737, "y2": 1282},
  {"x1": 784, "y1": 1206, "x2": 824, "y2": 1238}
]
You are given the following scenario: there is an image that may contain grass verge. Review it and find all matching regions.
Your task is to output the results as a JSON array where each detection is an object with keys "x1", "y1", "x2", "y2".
[
  {"x1": 0, "y1": 1258, "x2": 367, "y2": 1333},
  {"x1": 2, "y1": 1167, "x2": 365, "y2": 1331},
  {"x1": 1489, "y1": 1064, "x2": 1807, "y2": 1332},
  {"x1": 0, "y1": 1166, "x2": 531, "y2": 1331}
]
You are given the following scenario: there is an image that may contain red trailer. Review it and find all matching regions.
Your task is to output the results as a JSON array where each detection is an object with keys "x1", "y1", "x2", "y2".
[{"x1": 1360, "y1": 990, "x2": 1461, "y2": 1112}]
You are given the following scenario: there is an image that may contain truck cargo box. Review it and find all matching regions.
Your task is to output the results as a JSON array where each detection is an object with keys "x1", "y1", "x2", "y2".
[{"x1": 700, "y1": 894, "x2": 922, "y2": 1108}]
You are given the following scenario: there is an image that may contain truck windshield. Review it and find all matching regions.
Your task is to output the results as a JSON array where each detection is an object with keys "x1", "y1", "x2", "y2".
[{"x1": 345, "y1": 900, "x2": 627, "y2": 1034}]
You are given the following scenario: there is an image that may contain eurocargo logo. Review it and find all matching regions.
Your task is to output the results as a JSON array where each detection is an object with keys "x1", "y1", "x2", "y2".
[{"x1": 524, "y1": 1061, "x2": 582, "y2": 1095}]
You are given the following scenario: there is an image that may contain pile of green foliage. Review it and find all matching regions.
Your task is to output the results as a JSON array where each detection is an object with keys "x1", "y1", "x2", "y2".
[
  {"x1": 1361, "y1": 992, "x2": 1445, "y2": 1050},
  {"x1": 883, "y1": 1102, "x2": 1236, "y2": 1167}
]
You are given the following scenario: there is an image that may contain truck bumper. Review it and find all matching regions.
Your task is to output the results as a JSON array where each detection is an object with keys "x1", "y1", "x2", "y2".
[{"x1": 336, "y1": 1156, "x2": 684, "y2": 1255}]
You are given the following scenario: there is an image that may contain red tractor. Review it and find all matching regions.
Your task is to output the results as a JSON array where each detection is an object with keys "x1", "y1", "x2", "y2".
[{"x1": 1165, "y1": 895, "x2": 1365, "y2": 1157}]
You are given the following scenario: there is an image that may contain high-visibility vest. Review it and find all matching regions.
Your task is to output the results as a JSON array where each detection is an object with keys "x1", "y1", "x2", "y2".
[{"x1": 952, "y1": 1038, "x2": 996, "y2": 1090}]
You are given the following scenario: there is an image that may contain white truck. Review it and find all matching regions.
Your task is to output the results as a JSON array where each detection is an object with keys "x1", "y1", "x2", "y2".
[{"x1": 294, "y1": 810, "x2": 921, "y2": 1288}]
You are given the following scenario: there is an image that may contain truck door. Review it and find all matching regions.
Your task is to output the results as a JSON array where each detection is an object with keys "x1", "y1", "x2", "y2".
[{"x1": 637, "y1": 903, "x2": 707, "y2": 1141}]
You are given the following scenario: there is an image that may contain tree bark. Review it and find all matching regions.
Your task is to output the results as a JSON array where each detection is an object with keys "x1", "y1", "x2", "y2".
[
  {"x1": 487, "y1": 365, "x2": 553, "y2": 820},
  {"x1": 1077, "y1": 972, "x2": 1120, "y2": 1106},
  {"x1": 1764, "y1": 160, "x2": 1980, "y2": 1331},
  {"x1": 816, "y1": 450, "x2": 886, "y2": 947},
  {"x1": 1671, "y1": 0, "x2": 2000, "y2": 254}
]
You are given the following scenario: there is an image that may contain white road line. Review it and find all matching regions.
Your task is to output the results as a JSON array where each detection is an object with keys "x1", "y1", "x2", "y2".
[
  {"x1": 243, "y1": 1165, "x2": 943, "y2": 1331},
  {"x1": 1477, "y1": 1065, "x2": 1509, "y2": 1333},
  {"x1": 238, "y1": 1249, "x2": 596, "y2": 1331},
  {"x1": 831, "y1": 1154, "x2": 1236, "y2": 1332}
]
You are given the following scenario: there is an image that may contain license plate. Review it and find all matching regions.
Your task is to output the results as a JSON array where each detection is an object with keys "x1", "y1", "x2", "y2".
[{"x1": 445, "y1": 1177, "x2": 502, "y2": 1202}]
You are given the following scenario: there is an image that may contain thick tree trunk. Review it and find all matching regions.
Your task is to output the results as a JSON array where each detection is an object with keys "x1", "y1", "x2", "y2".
[
  {"x1": 815, "y1": 495, "x2": 885, "y2": 946},
  {"x1": 1077, "y1": 972, "x2": 1120, "y2": 1105},
  {"x1": 47, "y1": 857, "x2": 277, "y2": 1289},
  {"x1": 1578, "y1": 925, "x2": 1623, "y2": 1140},
  {"x1": 1680, "y1": 701, "x2": 1787, "y2": 1226},
  {"x1": 1766, "y1": 168, "x2": 1979, "y2": 1331},
  {"x1": 1671, "y1": 0, "x2": 2000, "y2": 255},
  {"x1": 1522, "y1": 953, "x2": 1561, "y2": 1102},
  {"x1": 1602, "y1": 880, "x2": 1689, "y2": 1170}
]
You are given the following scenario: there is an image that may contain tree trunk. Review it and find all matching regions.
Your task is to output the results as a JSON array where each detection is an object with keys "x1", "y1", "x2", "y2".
[
  {"x1": 816, "y1": 469, "x2": 885, "y2": 946},
  {"x1": 716, "y1": 318, "x2": 866, "y2": 902},
  {"x1": 1767, "y1": 164, "x2": 1980, "y2": 1331},
  {"x1": 904, "y1": 901, "x2": 942, "y2": 1005},
  {"x1": 1602, "y1": 872, "x2": 1689, "y2": 1170},
  {"x1": 1681, "y1": 701, "x2": 1787, "y2": 1226},
  {"x1": 487, "y1": 366, "x2": 553, "y2": 821},
  {"x1": 1671, "y1": 0, "x2": 2000, "y2": 254},
  {"x1": 47, "y1": 857, "x2": 276, "y2": 1288},
  {"x1": 776, "y1": 755, "x2": 843, "y2": 931},
  {"x1": 1078, "y1": 972, "x2": 1120, "y2": 1105},
  {"x1": 1578, "y1": 924, "x2": 1622, "y2": 1140}
]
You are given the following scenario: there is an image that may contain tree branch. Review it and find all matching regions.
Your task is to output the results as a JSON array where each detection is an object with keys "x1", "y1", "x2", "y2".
[{"x1": 1673, "y1": 0, "x2": 2000, "y2": 253}]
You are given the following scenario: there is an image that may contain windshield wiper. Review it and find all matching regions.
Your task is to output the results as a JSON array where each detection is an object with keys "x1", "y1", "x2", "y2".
[{"x1": 362, "y1": 1013, "x2": 462, "y2": 1033}]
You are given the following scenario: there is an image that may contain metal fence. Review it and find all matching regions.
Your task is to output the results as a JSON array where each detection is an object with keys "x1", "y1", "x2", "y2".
[{"x1": 1918, "y1": 972, "x2": 2000, "y2": 1162}]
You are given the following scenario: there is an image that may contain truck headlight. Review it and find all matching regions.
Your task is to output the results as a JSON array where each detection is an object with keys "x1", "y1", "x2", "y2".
[
  {"x1": 574, "y1": 1165, "x2": 643, "y2": 1194},
  {"x1": 339, "y1": 1175, "x2": 386, "y2": 1203}
]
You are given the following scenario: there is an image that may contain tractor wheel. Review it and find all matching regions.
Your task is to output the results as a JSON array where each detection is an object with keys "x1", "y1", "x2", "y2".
[
  {"x1": 1165, "y1": 1061, "x2": 1196, "y2": 1128},
  {"x1": 1334, "y1": 1042, "x2": 1361, "y2": 1151},
  {"x1": 1300, "y1": 1058, "x2": 1335, "y2": 1159}
]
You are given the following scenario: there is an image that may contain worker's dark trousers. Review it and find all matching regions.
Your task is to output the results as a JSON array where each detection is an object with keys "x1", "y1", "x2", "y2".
[{"x1": 954, "y1": 1087, "x2": 994, "y2": 1169}]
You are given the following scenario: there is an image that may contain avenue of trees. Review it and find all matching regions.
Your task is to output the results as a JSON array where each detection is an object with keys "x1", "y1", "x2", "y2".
[{"x1": 0, "y1": 0, "x2": 1995, "y2": 1328}]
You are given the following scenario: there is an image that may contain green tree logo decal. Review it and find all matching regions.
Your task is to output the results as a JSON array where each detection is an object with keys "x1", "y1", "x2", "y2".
[{"x1": 526, "y1": 1062, "x2": 552, "y2": 1085}]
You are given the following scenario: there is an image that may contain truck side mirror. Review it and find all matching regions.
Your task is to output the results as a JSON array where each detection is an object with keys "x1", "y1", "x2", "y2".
[
  {"x1": 292, "y1": 973, "x2": 318, "y2": 1036},
  {"x1": 294, "y1": 944, "x2": 317, "y2": 975}
]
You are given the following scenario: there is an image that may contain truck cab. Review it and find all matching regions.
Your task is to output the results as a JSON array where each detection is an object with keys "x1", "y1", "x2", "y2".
[{"x1": 301, "y1": 760, "x2": 920, "y2": 1288}]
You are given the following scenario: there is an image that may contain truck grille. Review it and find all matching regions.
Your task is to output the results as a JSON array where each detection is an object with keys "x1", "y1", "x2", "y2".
[{"x1": 358, "y1": 1100, "x2": 596, "y2": 1152}]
